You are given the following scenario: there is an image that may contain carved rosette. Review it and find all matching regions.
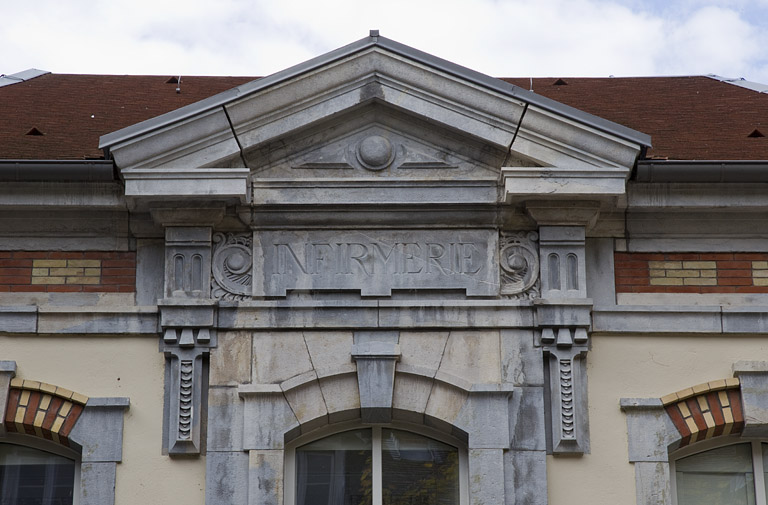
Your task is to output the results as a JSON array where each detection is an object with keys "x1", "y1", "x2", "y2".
[
  {"x1": 499, "y1": 231, "x2": 539, "y2": 298},
  {"x1": 211, "y1": 232, "x2": 253, "y2": 301}
]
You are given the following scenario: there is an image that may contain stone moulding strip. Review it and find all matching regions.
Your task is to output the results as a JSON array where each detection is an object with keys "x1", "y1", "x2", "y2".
[
  {"x1": 661, "y1": 378, "x2": 743, "y2": 447},
  {"x1": 4, "y1": 378, "x2": 89, "y2": 447}
]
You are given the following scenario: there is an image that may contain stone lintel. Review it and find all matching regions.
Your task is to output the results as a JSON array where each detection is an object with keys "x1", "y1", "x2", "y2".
[
  {"x1": 525, "y1": 200, "x2": 601, "y2": 228},
  {"x1": 150, "y1": 206, "x2": 227, "y2": 228},
  {"x1": 159, "y1": 301, "x2": 217, "y2": 329},
  {"x1": 535, "y1": 302, "x2": 592, "y2": 328}
]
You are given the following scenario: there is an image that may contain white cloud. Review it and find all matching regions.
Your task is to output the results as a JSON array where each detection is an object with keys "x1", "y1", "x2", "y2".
[{"x1": 0, "y1": 0, "x2": 766, "y2": 83}]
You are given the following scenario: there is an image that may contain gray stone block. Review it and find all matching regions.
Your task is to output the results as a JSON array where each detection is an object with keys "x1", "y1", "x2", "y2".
[
  {"x1": 135, "y1": 238, "x2": 164, "y2": 305},
  {"x1": 210, "y1": 331, "x2": 252, "y2": 385},
  {"x1": 509, "y1": 387, "x2": 546, "y2": 451},
  {"x1": 621, "y1": 398, "x2": 680, "y2": 462},
  {"x1": 399, "y1": 331, "x2": 449, "y2": 374},
  {"x1": 722, "y1": 309, "x2": 768, "y2": 334},
  {"x1": 439, "y1": 331, "x2": 501, "y2": 385},
  {"x1": 241, "y1": 388, "x2": 299, "y2": 450},
  {"x1": 0, "y1": 361, "x2": 16, "y2": 436},
  {"x1": 0, "y1": 306, "x2": 37, "y2": 333},
  {"x1": 206, "y1": 451, "x2": 249, "y2": 505},
  {"x1": 732, "y1": 366, "x2": 768, "y2": 437},
  {"x1": 69, "y1": 398, "x2": 129, "y2": 463},
  {"x1": 501, "y1": 329, "x2": 543, "y2": 386},
  {"x1": 303, "y1": 331, "x2": 355, "y2": 377},
  {"x1": 425, "y1": 382, "x2": 468, "y2": 428},
  {"x1": 634, "y1": 462, "x2": 672, "y2": 505},
  {"x1": 207, "y1": 387, "x2": 243, "y2": 452},
  {"x1": 317, "y1": 373, "x2": 360, "y2": 423},
  {"x1": 37, "y1": 307, "x2": 158, "y2": 334},
  {"x1": 283, "y1": 380, "x2": 329, "y2": 431},
  {"x1": 248, "y1": 450, "x2": 284, "y2": 505},
  {"x1": 586, "y1": 237, "x2": 617, "y2": 307},
  {"x1": 504, "y1": 450, "x2": 547, "y2": 505},
  {"x1": 355, "y1": 358, "x2": 396, "y2": 423},
  {"x1": 393, "y1": 373, "x2": 433, "y2": 423},
  {"x1": 80, "y1": 462, "x2": 117, "y2": 505},
  {"x1": 456, "y1": 391, "x2": 512, "y2": 449},
  {"x1": 252, "y1": 332, "x2": 313, "y2": 384},
  {"x1": 159, "y1": 302, "x2": 216, "y2": 328},
  {"x1": 468, "y1": 449, "x2": 505, "y2": 505}
]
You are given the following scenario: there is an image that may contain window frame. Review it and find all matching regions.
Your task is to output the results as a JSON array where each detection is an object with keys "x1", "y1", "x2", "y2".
[
  {"x1": 284, "y1": 421, "x2": 469, "y2": 505},
  {"x1": 0, "y1": 433, "x2": 82, "y2": 505},
  {"x1": 670, "y1": 436, "x2": 768, "y2": 505}
]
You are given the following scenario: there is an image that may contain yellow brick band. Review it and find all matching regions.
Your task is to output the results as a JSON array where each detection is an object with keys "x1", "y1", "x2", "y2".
[
  {"x1": 32, "y1": 259, "x2": 67, "y2": 268},
  {"x1": 753, "y1": 261, "x2": 768, "y2": 269},
  {"x1": 682, "y1": 261, "x2": 717, "y2": 269},
  {"x1": 684, "y1": 278, "x2": 717, "y2": 286},
  {"x1": 661, "y1": 378, "x2": 740, "y2": 406},
  {"x1": 650, "y1": 278, "x2": 683, "y2": 286},
  {"x1": 649, "y1": 261, "x2": 682, "y2": 269}
]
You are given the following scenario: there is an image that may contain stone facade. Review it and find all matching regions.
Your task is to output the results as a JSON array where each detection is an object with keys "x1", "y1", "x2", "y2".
[{"x1": 2, "y1": 33, "x2": 768, "y2": 505}]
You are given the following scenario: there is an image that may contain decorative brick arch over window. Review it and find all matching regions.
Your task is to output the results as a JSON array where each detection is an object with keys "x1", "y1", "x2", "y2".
[
  {"x1": 621, "y1": 363, "x2": 768, "y2": 505},
  {"x1": 4, "y1": 378, "x2": 88, "y2": 447},
  {"x1": 0, "y1": 361, "x2": 129, "y2": 505},
  {"x1": 661, "y1": 379, "x2": 744, "y2": 447}
]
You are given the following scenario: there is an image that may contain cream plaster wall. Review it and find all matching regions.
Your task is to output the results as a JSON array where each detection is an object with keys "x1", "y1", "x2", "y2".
[
  {"x1": 0, "y1": 335, "x2": 206, "y2": 505},
  {"x1": 547, "y1": 334, "x2": 768, "y2": 505}
]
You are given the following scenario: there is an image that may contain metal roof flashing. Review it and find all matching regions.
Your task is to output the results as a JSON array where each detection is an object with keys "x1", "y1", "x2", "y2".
[
  {"x1": 0, "y1": 69, "x2": 50, "y2": 88},
  {"x1": 99, "y1": 34, "x2": 651, "y2": 151}
]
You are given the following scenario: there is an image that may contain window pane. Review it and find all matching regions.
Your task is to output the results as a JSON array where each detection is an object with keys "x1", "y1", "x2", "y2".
[
  {"x1": 381, "y1": 429, "x2": 459, "y2": 505},
  {"x1": 0, "y1": 443, "x2": 75, "y2": 505},
  {"x1": 296, "y1": 429, "x2": 372, "y2": 505},
  {"x1": 676, "y1": 443, "x2": 755, "y2": 505}
]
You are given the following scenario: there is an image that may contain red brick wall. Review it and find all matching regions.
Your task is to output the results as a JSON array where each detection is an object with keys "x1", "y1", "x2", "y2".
[
  {"x1": 615, "y1": 253, "x2": 768, "y2": 293},
  {"x1": 0, "y1": 251, "x2": 136, "y2": 293}
]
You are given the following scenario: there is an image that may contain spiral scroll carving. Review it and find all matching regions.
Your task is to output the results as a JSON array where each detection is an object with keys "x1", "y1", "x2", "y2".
[
  {"x1": 500, "y1": 231, "x2": 539, "y2": 298},
  {"x1": 211, "y1": 232, "x2": 253, "y2": 301}
]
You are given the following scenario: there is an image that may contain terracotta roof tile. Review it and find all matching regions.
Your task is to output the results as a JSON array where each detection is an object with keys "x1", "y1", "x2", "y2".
[{"x1": 1, "y1": 73, "x2": 766, "y2": 161}]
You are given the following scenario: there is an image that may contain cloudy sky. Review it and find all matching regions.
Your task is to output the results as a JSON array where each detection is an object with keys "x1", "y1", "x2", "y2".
[{"x1": 2, "y1": 0, "x2": 767, "y2": 83}]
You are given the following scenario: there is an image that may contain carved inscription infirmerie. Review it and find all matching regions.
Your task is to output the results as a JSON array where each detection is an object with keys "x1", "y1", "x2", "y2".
[{"x1": 254, "y1": 230, "x2": 498, "y2": 297}]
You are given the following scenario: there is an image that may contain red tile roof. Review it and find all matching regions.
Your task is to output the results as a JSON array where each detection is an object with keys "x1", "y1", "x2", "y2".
[{"x1": 1, "y1": 73, "x2": 766, "y2": 161}]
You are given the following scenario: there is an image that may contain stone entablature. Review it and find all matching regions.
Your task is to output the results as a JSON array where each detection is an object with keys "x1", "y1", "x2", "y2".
[{"x1": 615, "y1": 252, "x2": 768, "y2": 293}]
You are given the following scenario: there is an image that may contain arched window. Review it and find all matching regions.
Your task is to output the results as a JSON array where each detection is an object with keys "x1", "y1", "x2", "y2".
[
  {"x1": 672, "y1": 439, "x2": 768, "y2": 505},
  {"x1": 0, "y1": 436, "x2": 79, "y2": 505},
  {"x1": 285, "y1": 425, "x2": 467, "y2": 505}
]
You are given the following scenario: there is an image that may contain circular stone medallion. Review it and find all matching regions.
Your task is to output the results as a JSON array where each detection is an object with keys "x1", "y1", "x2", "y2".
[{"x1": 356, "y1": 135, "x2": 394, "y2": 171}]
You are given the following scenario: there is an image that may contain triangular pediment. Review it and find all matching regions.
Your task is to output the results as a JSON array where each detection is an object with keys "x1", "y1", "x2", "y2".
[
  {"x1": 101, "y1": 34, "x2": 650, "y2": 206},
  {"x1": 247, "y1": 104, "x2": 515, "y2": 180}
]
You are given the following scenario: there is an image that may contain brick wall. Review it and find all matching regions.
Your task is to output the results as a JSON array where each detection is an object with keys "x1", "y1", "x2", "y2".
[
  {"x1": 0, "y1": 251, "x2": 135, "y2": 293},
  {"x1": 615, "y1": 253, "x2": 768, "y2": 293}
]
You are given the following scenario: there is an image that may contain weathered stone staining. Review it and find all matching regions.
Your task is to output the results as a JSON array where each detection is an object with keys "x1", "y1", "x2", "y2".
[{"x1": 254, "y1": 229, "x2": 499, "y2": 296}]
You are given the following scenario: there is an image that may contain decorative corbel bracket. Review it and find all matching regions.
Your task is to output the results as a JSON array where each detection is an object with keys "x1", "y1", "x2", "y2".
[
  {"x1": 537, "y1": 301, "x2": 592, "y2": 455},
  {"x1": 159, "y1": 301, "x2": 217, "y2": 456}
]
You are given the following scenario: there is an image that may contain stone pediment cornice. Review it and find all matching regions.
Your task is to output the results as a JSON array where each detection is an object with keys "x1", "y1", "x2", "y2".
[{"x1": 102, "y1": 34, "x2": 649, "y2": 210}]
